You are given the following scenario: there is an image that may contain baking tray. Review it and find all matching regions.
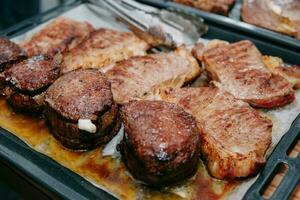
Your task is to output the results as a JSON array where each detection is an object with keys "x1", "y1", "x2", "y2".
[
  {"x1": 136, "y1": 0, "x2": 300, "y2": 65},
  {"x1": 0, "y1": 0, "x2": 299, "y2": 200}
]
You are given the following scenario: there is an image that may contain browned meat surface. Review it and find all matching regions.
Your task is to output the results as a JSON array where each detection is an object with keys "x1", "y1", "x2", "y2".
[
  {"x1": 105, "y1": 47, "x2": 201, "y2": 104},
  {"x1": 3, "y1": 55, "x2": 60, "y2": 112},
  {"x1": 174, "y1": 0, "x2": 235, "y2": 15},
  {"x1": 160, "y1": 87, "x2": 272, "y2": 179},
  {"x1": 60, "y1": 28, "x2": 149, "y2": 74},
  {"x1": 242, "y1": 0, "x2": 300, "y2": 39},
  {"x1": 263, "y1": 56, "x2": 300, "y2": 89},
  {"x1": 0, "y1": 38, "x2": 27, "y2": 70},
  {"x1": 21, "y1": 17, "x2": 93, "y2": 57},
  {"x1": 199, "y1": 40, "x2": 295, "y2": 108},
  {"x1": 120, "y1": 100, "x2": 200, "y2": 186},
  {"x1": 44, "y1": 69, "x2": 121, "y2": 150}
]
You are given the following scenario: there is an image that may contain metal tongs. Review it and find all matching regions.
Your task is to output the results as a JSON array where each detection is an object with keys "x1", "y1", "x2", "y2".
[{"x1": 91, "y1": 0, "x2": 207, "y2": 48}]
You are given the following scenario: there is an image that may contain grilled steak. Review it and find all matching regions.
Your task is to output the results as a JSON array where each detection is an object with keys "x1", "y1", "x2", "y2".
[
  {"x1": 44, "y1": 69, "x2": 121, "y2": 150},
  {"x1": 105, "y1": 47, "x2": 201, "y2": 104},
  {"x1": 263, "y1": 56, "x2": 300, "y2": 89},
  {"x1": 21, "y1": 17, "x2": 93, "y2": 57},
  {"x1": 0, "y1": 38, "x2": 27, "y2": 95},
  {"x1": 60, "y1": 28, "x2": 149, "y2": 74},
  {"x1": 199, "y1": 40, "x2": 295, "y2": 108},
  {"x1": 174, "y1": 0, "x2": 235, "y2": 15},
  {"x1": 3, "y1": 55, "x2": 60, "y2": 113},
  {"x1": 0, "y1": 38, "x2": 27, "y2": 70},
  {"x1": 120, "y1": 100, "x2": 200, "y2": 186},
  {"x1": 160, "y1": 87, "x2": 272, "y2": 179},
  {"x1": 242, "y1": 0, "x2": 300, "y2": 39}
]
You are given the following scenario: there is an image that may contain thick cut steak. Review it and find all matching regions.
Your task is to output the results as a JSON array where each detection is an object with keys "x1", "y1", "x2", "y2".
[
  {"x1": 242, "y1": 0, "x2": 300, "y2": 39},
  {"x1": 160, "y1": 87, "x2": 272, "y2": 179},
  {"x1": 200, "y1": 40, "x2": 295, "y2": 108},
  {"x1": 105, "y1": 48, "x2": 201, "y2": 104}
]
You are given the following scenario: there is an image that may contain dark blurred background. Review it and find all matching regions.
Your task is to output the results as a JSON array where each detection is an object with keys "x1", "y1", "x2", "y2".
[{"x1": 0, "y1": 0, "x2": 65, "y2": 31}]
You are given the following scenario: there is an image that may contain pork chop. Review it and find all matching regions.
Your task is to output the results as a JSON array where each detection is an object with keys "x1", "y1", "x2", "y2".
[
  {"x1": 21, "y1": 17, "x2": 93, "y2": 57},
  {"x1": 160, "y1": 87, "x2": 272, "y2": 179},
  {"x1": 200, "y1": 40, "x2": 295, "y2": 108},
  {"x1": 105, "y1": 47, "x2": 201, "y2": 104},
  {"x1": 242, "y1": 0, "x2": 300, "y2": 39},
  {"x1": 60, "y1": 28, "x2": 149, "y2": 74}
]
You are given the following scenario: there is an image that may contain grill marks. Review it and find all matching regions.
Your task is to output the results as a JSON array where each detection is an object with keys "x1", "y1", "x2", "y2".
[
  {"x1": 21, "y1": 17, "x2": 93, "y2": 57},
  {"x1": 105, "y1": 48, "x2": 201, "y2": 104},
  {"x1": 201, "y1": 40, "x2": 295, "y2": 108},
  {"x1": 160, "y1": 87, "x2": 272, "y2": 179},
  {"x1": 60, "y1": 28, "x2": 149, "y2": 74}
]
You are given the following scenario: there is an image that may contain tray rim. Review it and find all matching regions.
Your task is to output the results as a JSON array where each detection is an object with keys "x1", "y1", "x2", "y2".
[{"x1": 136, "y1": 0, "x2": 300, "y2": 52}]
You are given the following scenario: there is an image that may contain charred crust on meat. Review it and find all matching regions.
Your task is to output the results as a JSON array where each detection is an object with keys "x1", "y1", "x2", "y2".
[
  {"x1": 44, "y1": 69, "x2": 121, "y2": 150},
  {"x1": 3, "y1": 55, "x2": 60, "y2": 113},
  {"x1": 120, "y1": 100, "x2": 200, "y2": 186}
]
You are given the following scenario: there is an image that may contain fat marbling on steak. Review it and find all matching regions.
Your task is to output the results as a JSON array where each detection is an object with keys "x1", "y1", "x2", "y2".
[{"x1": 160, "y1": 87, "x2": 272, "y2": 179}]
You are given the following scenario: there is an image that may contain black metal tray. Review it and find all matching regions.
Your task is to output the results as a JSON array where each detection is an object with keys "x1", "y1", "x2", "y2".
[
  {"x1": 136, "y1": 0, "x2": 300, "y2": 64},
  {"x1": 0, "y1": 0, "x2": 299, "y2": 200}
]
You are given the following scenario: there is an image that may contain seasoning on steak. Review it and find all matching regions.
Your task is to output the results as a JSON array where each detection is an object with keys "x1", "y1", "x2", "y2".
[
  {"x1": 242, "y1": 0, "x2": 300, "y2": 39},
  {"x1": 0, "y1": 38, "x2": 27, "y2": 71},
  {"x1": 21, "y1": 17, "x2": 93, "y2": 57},
  {"x1": 105, "y1": 47, "x2": 201, "y2": 104},
  {"x1": 44, "y1": 69, "x2": 121, "y2": 150},
  {"x1": 60, "y1": 28, "x2": 149, "y2": 74},
  {"x1": 0, "y1": 38, "x2": 27, "y2": 95},
  {"x1": 3, "y1": 55, "x2": 60, "y2": 112},
  {"x1": 120, "y1": 100, "x2": 200, "y2": 186},
  {"x1": 160, "y1": 87, "x2": 272, "y2": 179},
  {"x1": 174, "y1": 0, "x2": 235, "y2": 15},
  {"x1": 198, "y1": 40, "x2": 295, "y2": 108}
]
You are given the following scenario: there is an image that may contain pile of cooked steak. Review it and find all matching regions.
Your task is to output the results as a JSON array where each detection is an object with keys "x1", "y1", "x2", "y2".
[
  {"x1": 160, "y1": 87, "x2": 272, "y2": 179},
  {"x1": 1, "y1": 13, "x2": 300, "y2": 188},
  {"x1": 120, "y1": 100, "x2": 200, "y2": 186},
  {"x1": 242, "y1": 0, "x2": 300, "y2": 39},
  {"x1": 44, "y1": 69, "x2": 121, "y2": 150},
  {"x1": 194, "y1": 40, "x2": 295, "y2": 108},
  {"x1": 174, "y1": 0, "x2": 235, "y2": 15}
]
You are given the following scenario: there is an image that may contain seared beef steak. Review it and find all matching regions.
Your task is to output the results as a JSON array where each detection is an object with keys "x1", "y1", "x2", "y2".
[
  {"x1": 0, "y1": 38, "x2": 27, "y2": 71},
  {"x1": 198, "y1": 40, "x2": 295, "y2": 108},
  {"x1": 120, "y1": 100, "x2": 200, "y2": 186},
  {"x1": 174, "y1": 0, "x2": 235, "y2": 15},
  {"x1": 105, "y1": 47, "x2": 200, "y2": 104},
  {"x1": 160, "y1": 87, "x2": 272, "y2": 179},
  {"x1": 0, "y1": 38, "x2": 27, "y2": 95},
  {"x1": 44, "y1": 69, "x2": 120, "y2": 150},
  {"x1": 4, "y1": 55, "x2": 60, "y2": 112},
  {"x1": 242, "y1": 0, "x2": 300, "y2": 39},
  {"x1": 61, "y1": 28, "x2": 149, "y2": 74}
]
